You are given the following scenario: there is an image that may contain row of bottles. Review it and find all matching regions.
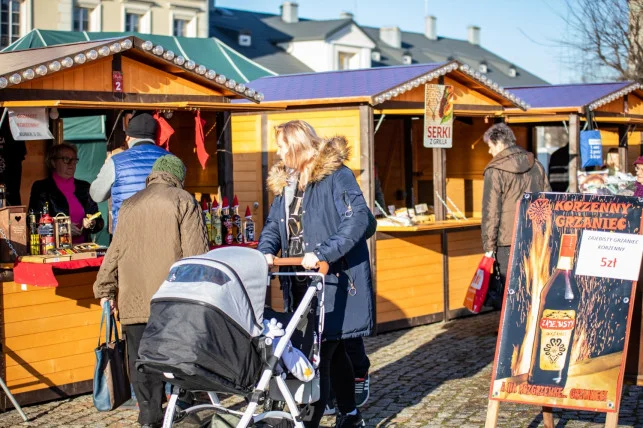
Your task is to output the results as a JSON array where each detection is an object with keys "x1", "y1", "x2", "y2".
[
  {"x1": 201, "y1": 195, "x2": 255, "y2": 246},
  {"x1": 28, "y1": 202, "x2": 54, "y2": 255}
]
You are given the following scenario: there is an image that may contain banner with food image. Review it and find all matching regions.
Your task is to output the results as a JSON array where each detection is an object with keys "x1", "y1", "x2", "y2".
[
  {"x1": 423, "y1": 84, "x2": 454, "y2": 148},
  {"x1": 489, "y1": 192, "x2": 643, "y2": 413}
]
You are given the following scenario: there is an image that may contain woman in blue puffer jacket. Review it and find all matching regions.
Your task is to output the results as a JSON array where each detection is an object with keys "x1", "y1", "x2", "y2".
[{"x1": 258, "y1": 120, "x2": 374, "y2": 428}]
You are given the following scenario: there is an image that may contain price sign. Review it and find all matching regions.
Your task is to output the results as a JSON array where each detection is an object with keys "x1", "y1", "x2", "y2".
[
  {"x1": 112, "y1": 71, "x2": 123, "y2": 93},
  {"x1": 575, "y1": 230, "x2": 643, "y2": 281}
]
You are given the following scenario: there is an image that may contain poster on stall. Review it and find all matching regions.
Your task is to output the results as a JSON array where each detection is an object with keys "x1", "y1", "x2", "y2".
[
  {"x1": 423, "y1": 84, "x2": 454, "y2": 148},
  {"x1": 489, "y1": 193, "x2": 643, "y2": 413},
  {"x1": 8, "y1": 108, "x2": 54, "y2": 141}
]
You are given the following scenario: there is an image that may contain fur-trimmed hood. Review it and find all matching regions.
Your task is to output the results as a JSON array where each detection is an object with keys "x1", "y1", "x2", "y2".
[{"x1": 266, "y1": 136, "x2": 350, "y2": 195}]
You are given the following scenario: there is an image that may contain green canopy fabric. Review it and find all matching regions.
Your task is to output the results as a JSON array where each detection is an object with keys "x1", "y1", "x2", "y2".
[
  {"x1": 2, "y1": 29, "x2": 276, "y2": 83},
  {"x1": 63, "y1": 116, "x2": 106, "y2": 141}
]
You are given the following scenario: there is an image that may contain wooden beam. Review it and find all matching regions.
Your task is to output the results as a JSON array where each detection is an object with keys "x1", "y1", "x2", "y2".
[
  {"x1": 618, "y1": 125, "x2": 629, "y2": 170},
  {"x1": 433, "y1": 147, "x2": 446, "y2": 220},
  {"x1": 216, "y1": 112, "x2": 233, "y2": 201},
  {"x1": 403, "y1": 117, "x2": 414, "y2": 208},
  {"x1": 568, "y1": 113, "x2": 580, "y2": 192}
]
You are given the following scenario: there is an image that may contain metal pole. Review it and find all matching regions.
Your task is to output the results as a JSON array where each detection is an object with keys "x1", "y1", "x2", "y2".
[{"x1": 0, "y1": 376, "x2": 27, "y2": 421}]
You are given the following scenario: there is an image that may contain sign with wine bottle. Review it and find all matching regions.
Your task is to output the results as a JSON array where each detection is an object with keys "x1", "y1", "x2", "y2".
[{"x1": 486, "y1": 193, "x2": 643, "y2": 427}]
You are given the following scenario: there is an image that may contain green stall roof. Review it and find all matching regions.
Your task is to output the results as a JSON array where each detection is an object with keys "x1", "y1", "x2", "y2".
[{"x1": 2, "y1": 29, "x2": 276, "y2": 83}]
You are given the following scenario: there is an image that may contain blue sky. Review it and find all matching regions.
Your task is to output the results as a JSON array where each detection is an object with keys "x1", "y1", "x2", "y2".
[{"x1": 215, "y1": 0, "x2": 577, "y2": 84}]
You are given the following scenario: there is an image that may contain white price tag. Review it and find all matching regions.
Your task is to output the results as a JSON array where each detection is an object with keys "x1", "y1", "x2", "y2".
[{"x1": 575, "y1": 230, "x2": 643, "y2": 281}]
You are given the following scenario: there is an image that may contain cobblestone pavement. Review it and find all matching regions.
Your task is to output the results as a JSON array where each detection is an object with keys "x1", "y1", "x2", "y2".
[{"x1": 1, "y1": 311, "x2": 642, "y2": 427}]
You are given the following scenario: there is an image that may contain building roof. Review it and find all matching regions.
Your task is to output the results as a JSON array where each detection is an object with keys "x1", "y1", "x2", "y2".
[
  {"x1": 362, "y1": 26, "x2": 548, "y2": 87},
  {"x1": 210, "y1": 8, "x2": 314, "y2": 75},
  {"x1": 243, "y1": 61, "x2": 528, "y2": 109},
  {"x1": 507, "y1": 82, "x2": 642, "y2": 110},
  {"x1": 210, "y1": 6, "x2": 547, "y2": 86},
  {"x1": 0, "y1": 35, "x2": 266, "y2": 102},
  {"x1": 2, "y1": 29, "x2": 276, "y2": 84}
]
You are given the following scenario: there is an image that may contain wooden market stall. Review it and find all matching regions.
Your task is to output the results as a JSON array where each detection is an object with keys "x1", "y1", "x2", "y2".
[
  {"x1": 0, "y1": 35, "x2": 268, "y2": 408},
  {"x1": 503, "y1": 82, "x2": 643, "y2": 387},
  {"x1": 230, "y1": 61, "x2": 529, "y2": 332}
]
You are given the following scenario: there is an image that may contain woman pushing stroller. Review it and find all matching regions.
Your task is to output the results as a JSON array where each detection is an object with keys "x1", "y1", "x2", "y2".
[{"x1": 258, "y1": 120, "x2": 375, "y2": 428}]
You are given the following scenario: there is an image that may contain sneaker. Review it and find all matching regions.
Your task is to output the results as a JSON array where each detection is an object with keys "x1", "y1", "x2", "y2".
[
  {"x1": 354, "y1": 374, "x2": 370, "y2": 408},
  {"x1": 334, "y1": 411, "x2": 365, "y2": 427},
  {"x1": 324, "y1": 403, "x2": 337, "y2": 416}
]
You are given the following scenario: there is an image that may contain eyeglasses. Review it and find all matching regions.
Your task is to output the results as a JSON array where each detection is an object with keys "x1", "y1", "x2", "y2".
[{"x1": 55, "y1": 157, "x2": 80, "y2": 165}]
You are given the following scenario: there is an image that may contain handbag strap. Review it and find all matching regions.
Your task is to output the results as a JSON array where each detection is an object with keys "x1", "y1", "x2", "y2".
[{"x1": 98, "y1": 301, "x2": 116, "y2": 346}]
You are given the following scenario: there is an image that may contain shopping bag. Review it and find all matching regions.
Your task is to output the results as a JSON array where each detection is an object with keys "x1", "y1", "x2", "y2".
[
  {"x1": 463, "y1": 255, "x2": 495, "y2": 314},
  {"x1": 93, "y1": 301, "x2": 131, "y2": 411}
]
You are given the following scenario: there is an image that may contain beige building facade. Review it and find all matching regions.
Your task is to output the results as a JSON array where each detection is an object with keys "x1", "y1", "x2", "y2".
[{"x1": 2, "y1": 0, "x2": 209, "y2": 48}]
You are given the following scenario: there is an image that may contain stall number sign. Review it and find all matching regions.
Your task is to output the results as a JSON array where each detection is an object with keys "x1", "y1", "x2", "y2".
[
  {"x1": 423, "y1": 84, "x2": 454, "y2": 148},
  {"x1": 8, "y1": 108, "x2": 54, "y2": 141},
  {"x1": 112, "y1": 71, "x2": 123, "y2": 93},
  {"x1": 575, "y1": 230, "x2": 643, "y2": 281}
]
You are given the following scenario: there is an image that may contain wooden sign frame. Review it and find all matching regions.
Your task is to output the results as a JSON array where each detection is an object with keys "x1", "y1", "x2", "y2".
[{"x1": 484, "y1": 193, "x2": 643, "y2": 428}]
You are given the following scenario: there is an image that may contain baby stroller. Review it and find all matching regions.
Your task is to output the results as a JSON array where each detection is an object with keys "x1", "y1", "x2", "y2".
[{"x1": 136, "y1": 247, "x2": 328, "y2": 428}]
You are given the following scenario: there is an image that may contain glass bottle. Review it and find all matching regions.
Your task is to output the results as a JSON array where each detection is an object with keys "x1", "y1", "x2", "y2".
[
  {"x1": 201, "y1": 197, "x2": 212, "y2": 246},
  {"x1": 211, "y1": 197, "x2": 222, "y2": 246},
  {"x1": 528, "y1": 234, "x2": 580, "y2": 387},
  {"x1": 243, "y1": 205, "x2": 255, "y2": 243},
  {"x1": 231, "y1": 195, "x2": 242, "y2": 244},
  {"x1": 221, "y1": 196, "x2": 233, "y2": 245}
]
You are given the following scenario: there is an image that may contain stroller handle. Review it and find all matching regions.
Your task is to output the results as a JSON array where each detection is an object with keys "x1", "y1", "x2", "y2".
[{"x1": 273, "y1": 257, "x2": 329, "y2": 276}]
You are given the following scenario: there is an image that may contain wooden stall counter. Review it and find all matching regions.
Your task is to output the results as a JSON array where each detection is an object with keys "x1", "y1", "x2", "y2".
[
  {"x1": 0, "y1": 267, "x2": 102, "y2": 409},
  {"x1": 375, "y1": 219, "x2": 484, "y2": 333}
]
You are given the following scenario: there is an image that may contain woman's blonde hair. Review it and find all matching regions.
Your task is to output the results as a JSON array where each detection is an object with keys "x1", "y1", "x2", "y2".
[
  {"x1": 46, "y1": 142, "x2": 78, "y2": 171},
  {"x1": 275, "y1": 120, "x2": 323, "y2": 189}
]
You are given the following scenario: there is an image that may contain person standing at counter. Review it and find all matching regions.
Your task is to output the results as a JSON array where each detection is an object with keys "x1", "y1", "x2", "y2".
[
  {"x1": 481, "y1": 123, "x2": 550, "y2": 307},
  {"x1": 258, "y1": 120, "x2": 374, "y2": 428},
  {"x1": 29, "y1": 142, "x2": 103, "y2": 243},
  {"x1": 90, "y1": 111, "x2": 168, "y2": 233},
  {"x1": 94, "y1": 155, "x2": 209, "y2": 428}
]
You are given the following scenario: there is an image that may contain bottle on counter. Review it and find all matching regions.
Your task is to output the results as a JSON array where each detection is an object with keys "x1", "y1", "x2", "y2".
[
  {"x1": 201, "y1": 198, "x2": 212, "y2": 245},
  {"x1": 211, "y1": 197, "x2": 222, "y2": 246},
  {"x1": 221, "y1": 196, "x2": 233, "y2": 245},
  {"x1": 243, "y1": 205, "x2": 255, "y2": 243},
  {"x1": 528, "y1": 234, "x2": 580, "y2": 387},
  {"x1": 38, "y1": 202, "x2": 55, "y2": 255},
  {"x1": 231, "y1": 195, "x2": 242, "y2": 244},
  {"x1": 28, "y1": 209, "x2": 39, "y2": 255}
]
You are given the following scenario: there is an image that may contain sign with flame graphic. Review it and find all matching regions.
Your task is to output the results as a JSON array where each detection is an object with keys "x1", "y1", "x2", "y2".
[
  {"x1": 489, "y1": 192, "x2": 643, "y2": 413},
  {"x1": 423, "y1": 84, "x2": 454, "y2": 148}
]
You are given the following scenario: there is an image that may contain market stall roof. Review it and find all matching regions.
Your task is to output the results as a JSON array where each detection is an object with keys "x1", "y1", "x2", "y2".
[
  {"x1": 241, "y1": 61, "x2": 528, "y2": 110},
  {"x1": 504, "y1": 82, "x2": 643, "y2": 124},
  {"x1": 3, "y1": 29, "x2": 276, "y2": 84},
  {"x1": 0, "y1": 36, "x2": 270, "y2": 106},
  {"x1": 506, "y1": 82, "x2": 643, "y2": 111}
]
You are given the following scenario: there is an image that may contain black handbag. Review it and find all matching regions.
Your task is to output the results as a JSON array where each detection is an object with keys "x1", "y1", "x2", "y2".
[
  {"x1": 483, "y1": 258, "x2": 505, "y2": 310},
  {"x1": 92, "y1": 302, "x2": 131, "y2": 411}
]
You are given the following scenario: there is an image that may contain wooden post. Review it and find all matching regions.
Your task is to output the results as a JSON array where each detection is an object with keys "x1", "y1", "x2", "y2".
[
  {"x1": 484, "y1": 400, "x2": 499, "y2": 428},
  {"x1": 605, "y1": 412, "x2": 618, "y2": 427},
  {"x1": 433, "y1": 148, "x2": 446, "y2": 220},
  {"x1": 360, "y1": 105, "x2": 377, "y2": 331},
  {"x1": 618, "y1": 125, "x2": 629, "y2": 172},
  {"x1": 542, "y1": 406, "x2": 555, "y2": 428},
  {"x1": 568, "y1": 114, "x2": 580, "y2": 192},
  {"x1": 403, "y1": 117, "x2": 414, "y2": 208},
  {"x1": 216, "y1": 111, "x2": 233, "y2": 201}
]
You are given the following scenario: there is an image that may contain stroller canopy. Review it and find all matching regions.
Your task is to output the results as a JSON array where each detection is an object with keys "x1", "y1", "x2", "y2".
[{"x1": 152, "y1": 247, "x2": 269, "y2": 337}]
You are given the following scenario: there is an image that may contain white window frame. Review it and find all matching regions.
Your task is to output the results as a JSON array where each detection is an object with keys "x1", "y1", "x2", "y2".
[
  {"x1": 170, "y1": 10, "x2": 197, "y2": 38},
  {"x1": 122, "y1": 2, "x2": 151, "y2": 34},
  {"x1": 75, "y1": 0, "x2": 101, "y2": 31}
]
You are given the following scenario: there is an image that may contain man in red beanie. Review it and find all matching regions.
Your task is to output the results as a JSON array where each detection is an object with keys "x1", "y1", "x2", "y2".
[
  {"x1": 90, "y1": 111, "x2": 169, "y2": 233},
  {"x1": 633, "y1": 156, "x2": 643, "y2": 197}
]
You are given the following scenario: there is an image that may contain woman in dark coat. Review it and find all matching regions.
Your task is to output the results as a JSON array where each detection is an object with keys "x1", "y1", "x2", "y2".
[
  {"x1": 258, "y1": 120, "x2": 374, "y2": 428},
  {"x1": 29, "y1": 142, "x2": 103, "y2": 243}
]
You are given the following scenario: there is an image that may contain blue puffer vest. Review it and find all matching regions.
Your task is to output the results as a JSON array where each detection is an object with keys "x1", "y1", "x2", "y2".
[{"x1": 111, "y1": 142, "x2": 169, "y2": 232}]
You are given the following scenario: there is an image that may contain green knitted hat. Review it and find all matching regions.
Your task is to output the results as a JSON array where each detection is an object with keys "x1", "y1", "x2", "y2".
[{"x1": 152, "y1": 155, "x2": 186, "y2": 182}]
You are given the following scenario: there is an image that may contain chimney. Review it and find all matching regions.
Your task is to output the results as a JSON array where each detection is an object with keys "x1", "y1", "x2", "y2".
[
  {"x1": 467, "y1": 25, "x2": 480, "y2": 45},
  {"x1": 339, "y1": 11, "x2": 353, "y2": 20},
  {"x1": 380, "y1": 27, "x2": 401, "y2": 49},
  {"x1": 425, "y1": 16, "x2": 437, "y2": 40},
  {"x1": 281, "y1": 1, "x2": 299, "y2": 23}
]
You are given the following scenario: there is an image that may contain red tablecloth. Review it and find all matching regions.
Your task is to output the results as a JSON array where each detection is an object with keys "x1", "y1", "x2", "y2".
[{"x1": 13, "y1": 256, "x2": 104, "y2": 287}]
